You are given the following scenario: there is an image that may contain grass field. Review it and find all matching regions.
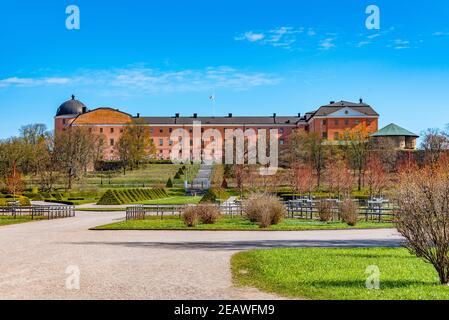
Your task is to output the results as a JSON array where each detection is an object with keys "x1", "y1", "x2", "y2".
[
  {"x1": 0, "y1": 215, "x2": 45, "y2": 226},
  {"x1": 83, "y1": 164, "x2": 200, "y2": 188},
  {"x1": 93, "y1": 216, "x2": 393, "y2": 231},
  {"x1": 140, "y1": 196, "x2": 202, "y2": 205},
  {"x1": 231, "y1": 248, "x2": 449, "y2": 300}
]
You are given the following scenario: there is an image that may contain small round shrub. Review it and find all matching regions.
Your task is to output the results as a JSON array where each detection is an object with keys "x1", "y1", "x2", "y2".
[
  {"x1": 317, "y1": 200, "x2": 334, "y2": 222},
  {"x1": 339, "y1": 198, "x2": 359, "y2": 226},
  {"x1": 244, "y1": 193, "x2": 286, "y2": 228},
  {"x1": 197, "y1": 204, "x2": 220, "y2": 224},
  {"x1": 182, "y1": 207, "x2": 199, "y2": 227}
]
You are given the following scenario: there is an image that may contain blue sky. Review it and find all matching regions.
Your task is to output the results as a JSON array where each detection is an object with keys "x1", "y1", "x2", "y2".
[{"x1": 0, "y1": 0, "x2": 449, "y2": 139}]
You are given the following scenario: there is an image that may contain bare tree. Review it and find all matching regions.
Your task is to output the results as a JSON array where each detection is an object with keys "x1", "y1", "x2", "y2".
[
  {"x1": 326, "y1": 158, "x2": 353, "y2": 198},
  {"x1": 366, "y1": 154, "x2": 389, "y2": 197},
  {"x1": 289, "y1": 131, "x2": 327, "y2": 189},
  {"x1": 342, "y1": 125, "x2": 370, "y2": 191},
  {"x1": 54, "y1": 127, "x2": 97, "y2": 190},
  {"x1": 421, "y1": 128, "x2": 449, "y2": 165},
  {"x1": 396, "y1": 159, "x2": 449, "y2": 284}
]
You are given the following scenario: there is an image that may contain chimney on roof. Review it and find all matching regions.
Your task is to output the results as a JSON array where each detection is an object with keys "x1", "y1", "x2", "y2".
[
  {"x1": 175, "y1": 113, "x2": 179, "y2": 118},
  {"x1": 330, "y1": 101, "x2": 335, "y2": 104},
  {"x1": 273, "y1": 113, "x2": 276, "y2": 118},
  {"x1": 71, "y1": 94, "x2": 75, "y2": 100},
  {"x1": 82, "y1": 106, "x2": 87, "y2": 114},
  {"x1": 228, "y1": 113, "x2": 232, "y2": 118},
  {"x1": 136, "y1": 113, "x2": 140, "y2": 118},
  {"x1": 297, "y1": 113, "x2": 301, "y2": 118},
  {"x1": 193, "y1": 113, "x2": 197, "y2": 118},
  {"x1": 359, "y1": 98, "x2": 363, "y2": 104}
]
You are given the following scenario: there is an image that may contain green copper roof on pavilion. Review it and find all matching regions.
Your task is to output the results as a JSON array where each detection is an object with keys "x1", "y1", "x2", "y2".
[{"x1": 371, "y1": 123, "x2": 419, "y2": 138}]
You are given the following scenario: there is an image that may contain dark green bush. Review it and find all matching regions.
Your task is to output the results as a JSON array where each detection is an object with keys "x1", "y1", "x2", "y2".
[{"x1": 97, "y1": 188, "x2": 168, "y2": 205}]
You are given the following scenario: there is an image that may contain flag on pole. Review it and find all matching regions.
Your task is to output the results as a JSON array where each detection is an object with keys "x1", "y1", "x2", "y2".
[{"x1": 209, "y1": 95, "x2": 215, "y2": 101}]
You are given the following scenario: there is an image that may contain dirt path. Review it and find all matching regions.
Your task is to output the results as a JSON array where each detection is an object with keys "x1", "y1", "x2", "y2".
[{"x1": 0, "y1": 211, "x2": 402, "y2": 299}]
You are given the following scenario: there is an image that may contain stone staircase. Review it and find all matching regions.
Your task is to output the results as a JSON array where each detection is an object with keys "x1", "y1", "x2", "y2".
[{"x1": 185, "y1": 164, "x2": 212, "y2": 196}]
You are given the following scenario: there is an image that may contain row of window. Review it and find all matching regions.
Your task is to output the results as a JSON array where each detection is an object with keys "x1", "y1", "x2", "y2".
[
  {"x1": 149, "y1": 127, "x2": 286, "y2": 134},
  {"x1": 153, "y1": 138, "x2": 285, "y2": 147},
  {"x1": 321, "y1": 119, "x2": 372, "y2": 126}
]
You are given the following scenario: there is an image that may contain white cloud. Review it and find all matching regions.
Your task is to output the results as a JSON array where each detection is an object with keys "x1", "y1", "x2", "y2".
[
  {"x1": 0, "y1": 67, "x2": 281, "y2": 93},
  {"x1": 235, "y1": 26, "x2": 303, "y2": 49},
  {"x1": 433, "y1": 31, "x2": 449, "y2": 36},
  {"x1": 319, "y1": 38, "x2": 336, "y2": 50},
  {"x1": 234, "y1": 31, "x2": 265, "y2": 42},
  {"x1": 0, "y1": 77, "x2": 71, "y2": 87},
  {"x1": 392, "y1": 39, "x2": 410, "y2": 50},
  {"x1": 356, "y1": 41, "x2": 371, "y2": 47}
]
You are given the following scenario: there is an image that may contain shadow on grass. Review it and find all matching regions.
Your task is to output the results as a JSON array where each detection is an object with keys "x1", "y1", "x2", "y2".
[
  {"x1": 68, "y1": 239, "x2": 402, "y2": 251},
  {"x1": 306, "y1": 279, "x2": 437, "y2": 289}
]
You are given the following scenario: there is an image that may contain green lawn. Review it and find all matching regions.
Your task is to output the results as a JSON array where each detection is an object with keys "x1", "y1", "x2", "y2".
[
  {"x1": 231, "y1": 248, "x2": 449, "y2": 300},
  {"x1": 83, "y1": 164, "x2": 200, "y2": 187},
  {"x1": 93, "y1": 216, "x2": 393, "y2": 231},
  {"x1": 0, "y1": 215, "x2": 45, "y2": 226},
  {"x1": 140, "y1": 196, "x2": 202, "y2": 205}
]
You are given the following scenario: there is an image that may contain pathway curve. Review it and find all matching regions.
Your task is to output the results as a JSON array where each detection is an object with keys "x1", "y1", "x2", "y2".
[{"x1": 0, "y1": 211, "x2": 402, "y2": 300}]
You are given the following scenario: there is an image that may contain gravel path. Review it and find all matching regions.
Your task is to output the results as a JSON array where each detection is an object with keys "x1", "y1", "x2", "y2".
[{"x1": 0, "y1": 212, "x2": 402, "y2": 300}]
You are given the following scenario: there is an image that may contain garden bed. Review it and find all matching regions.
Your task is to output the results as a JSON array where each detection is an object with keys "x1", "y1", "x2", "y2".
[{"x1": 93, "y1": 216, "x2": 393, "y2": 231}]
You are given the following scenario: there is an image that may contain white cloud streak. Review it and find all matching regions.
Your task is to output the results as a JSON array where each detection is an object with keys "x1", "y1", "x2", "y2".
[{"x1": 0, "y1": 67, "x2": 281, "y2": 93}]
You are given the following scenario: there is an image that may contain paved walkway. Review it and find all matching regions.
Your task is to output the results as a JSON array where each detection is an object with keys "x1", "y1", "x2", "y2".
[{"x1": 0, "y1": 212, "x2": 402, "y2": 300}]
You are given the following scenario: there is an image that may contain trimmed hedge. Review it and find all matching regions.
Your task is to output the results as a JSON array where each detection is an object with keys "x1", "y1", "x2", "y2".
[
  {"x1": 200, "y1": 188, "x2": 230, "y2": 203},
  {"x1": 97, "y1": 188, "x2": 168, "y2": 205}
]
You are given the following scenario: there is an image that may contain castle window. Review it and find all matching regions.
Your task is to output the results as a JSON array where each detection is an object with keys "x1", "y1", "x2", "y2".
[
  {"x1": 62, "y1": 119, "x2": 67, "y2": 125},
  {"x1": 279, "y1": 128, "x2": 284, "y2": 134},
  {"x1": 322, "y1": 132, "x2": 328, "y2": 139},
  {"x1": 334, "y1": 132, "x2": 339, "y2": 140},
  {"x1": 110, "y1": 139, "x2": 115, "y2": 146},
  {"x1": 159, "y1": 139, "x2": 164, "y2": 146},
  {"x1": 169, "y1": 128, "x2": 173, "y2": 133},
  {"x1": 322, "y1": 120, "x2": 327, "y2": 126},
  {"x1": 150, "y1": 128, "x2": 154, "y2": 134},
  {"x1": 159, "y1": 128, "x2": 163, "y2": 133},
  {"x1": 99, "y1": 128, "x2": 103, "y2": 133},
  {"x1": 110, "y1": 128, "x2": 114, "y2": 133},
  {"x1": 344, "y1": 119, "x2": 349, "y2": 126},
  {"x1": 334, "y1": 119, "x2": 339, "y2": 125},
  {"x1": 367, "y1": 120, "x2": 372, "y2": 126},
  {"x1": 280, "y1": 139, "x2": 285, "y2": 145},
  {"x1": 355, "y1": 120, "x2": 360, "y2": 125}
]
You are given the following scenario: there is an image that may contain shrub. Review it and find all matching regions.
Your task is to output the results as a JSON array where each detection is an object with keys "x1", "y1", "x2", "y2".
[
  {"x1": 182, "y1": 206, "x2": 199, "y2": 227},
  {"x1": 244, "y1": 193, "x2": 286, "y2": 228},
  {"x1": 317, "y1": 200, "x2": 334, "y2": 222},
  {"x1": 97, "y1": 188, "x2": 168, "y2": 205},
  {"x1": 166, "y1": 178, "x2": 173, "y2": 188},
  {"x1": 174, "y1": 172, "x2": 181, "y2": 180},
  {"x1": 18, "y1": 196, "x2": 31, "y2": 206},
  {"x1": 200, "y1": 188, "x2": 230, "y2": 203},
  {"x1": 31, "y1": 193, "x2": 44, "y2": 201},
  {"x1": 339, "y1": 198, "x2": 359, "y2": 226},
  {"x1": 196, "y1": 204, "x2": 220, "y2": 224}
]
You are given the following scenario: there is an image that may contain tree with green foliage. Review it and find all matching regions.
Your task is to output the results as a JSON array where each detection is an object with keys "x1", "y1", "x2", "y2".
[
  {"x1": 116, "y1": 119, "x2": 156, "y2": 173},
  {"x1": 166, "y1": 177, "x2": 173, "y2": 188}
]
